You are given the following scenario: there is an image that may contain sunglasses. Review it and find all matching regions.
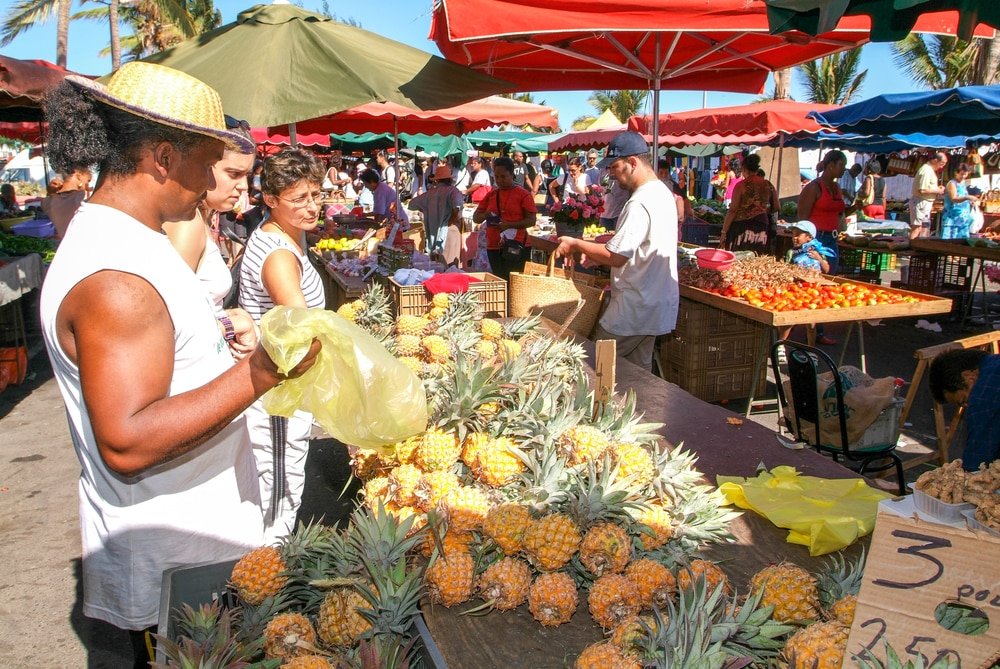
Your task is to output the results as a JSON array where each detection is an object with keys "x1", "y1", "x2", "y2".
[{"x1": 224, "y1": 115, "x2": 250, "y2": 132}]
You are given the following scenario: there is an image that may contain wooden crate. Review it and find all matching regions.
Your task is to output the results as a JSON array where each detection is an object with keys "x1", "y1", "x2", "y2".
[
  {"x1": 386, "y1": 272, "x2": 508, "y2": 318},
  {"x1": 659, "y1": 298, "x2": 768, "y2": 403}
]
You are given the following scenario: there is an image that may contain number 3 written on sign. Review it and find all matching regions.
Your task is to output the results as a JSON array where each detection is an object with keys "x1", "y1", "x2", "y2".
[{"x1": 872, "y1": 530, "x2": 952, "y2": 590}]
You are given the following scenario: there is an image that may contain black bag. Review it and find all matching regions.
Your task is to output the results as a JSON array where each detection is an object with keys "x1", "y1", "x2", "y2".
[{"x1": 501, "y1": 237, "x2": 528, "y2": 263}]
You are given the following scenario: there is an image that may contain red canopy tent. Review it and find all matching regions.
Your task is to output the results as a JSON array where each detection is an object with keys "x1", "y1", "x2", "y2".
[
  {"x1": 628, "y1": 100, "x2": 839, "y2": 145},
  {"x1": 431, "y1": 0, "x2": 991, "y2": 151},
  {"x1": 0, "y1": 121, "x2": 47, "y2": 143},
  {"x1": 253, "y1": 96, "x2": 559, "y2": 146},
  {"x1": 0, "y1": 56, "x2": 80, "y2": 122}
]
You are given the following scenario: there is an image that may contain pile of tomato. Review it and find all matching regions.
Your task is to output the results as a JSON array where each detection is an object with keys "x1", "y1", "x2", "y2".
[{"x1": 712, "y1": 281, "x2": 923, "y2": 312}]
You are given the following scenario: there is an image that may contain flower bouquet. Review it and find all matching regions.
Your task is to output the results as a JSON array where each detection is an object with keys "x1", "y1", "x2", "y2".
[{"x1": 549, "y1": 185, "x2": 605, "y2": 236}]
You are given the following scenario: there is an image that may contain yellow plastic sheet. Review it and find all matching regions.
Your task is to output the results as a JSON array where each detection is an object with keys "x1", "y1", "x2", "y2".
[
  {"x1": 259, "y1": 306, "x2": 428, "y2": 452},
  {"x1": 717, "y1": 466, "x2": 893, "y2": 556}
]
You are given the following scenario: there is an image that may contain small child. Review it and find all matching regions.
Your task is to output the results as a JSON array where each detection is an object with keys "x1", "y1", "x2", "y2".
[{"x1": 788, "y1": 220, "x2": 835, "y2": 274}]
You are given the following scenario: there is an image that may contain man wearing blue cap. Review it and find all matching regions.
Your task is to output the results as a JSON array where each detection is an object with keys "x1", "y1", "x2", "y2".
[{"x1": 554, "y1": 131, "x2": 678, "y2": 371}]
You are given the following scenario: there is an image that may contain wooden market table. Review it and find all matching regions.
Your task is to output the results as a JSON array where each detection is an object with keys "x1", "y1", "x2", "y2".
[
  {"x1": 677, "y1": 280, "x2": 953, "y2": 415},
  {"x1": 909, "y1": 237, "x2": 1000, "y2": 328},
  {"x1": 320, "y1": 263, "x2": 371, "y2": 311},
  {"x1": 420, "y1": 341, "x2": 870, "y2": 669}
]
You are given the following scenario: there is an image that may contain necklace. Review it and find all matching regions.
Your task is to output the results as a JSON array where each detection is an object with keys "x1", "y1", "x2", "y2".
[{"x1": 264, "y1": 220, "x2": 299, "y2": 248}]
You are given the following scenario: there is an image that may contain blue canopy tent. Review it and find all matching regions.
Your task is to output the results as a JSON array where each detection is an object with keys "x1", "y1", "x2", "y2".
[
  {"x1": 807, "y1": 86, "x2": 1000, "y2": 139},
  {"x1": 780, "y1": 131, "x2": 973, "y2": 152}
]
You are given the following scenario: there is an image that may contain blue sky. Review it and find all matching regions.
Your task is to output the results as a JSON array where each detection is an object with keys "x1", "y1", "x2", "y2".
[{"x1": 2, "y1": 0, "x2": 926, "y2": 129}]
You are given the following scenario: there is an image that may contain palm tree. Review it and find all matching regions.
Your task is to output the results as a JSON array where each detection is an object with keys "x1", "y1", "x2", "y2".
[
  {"x1": 587, "y1": 90, "x2": 648, "y2": 124},
  {"x1": 797, "y1": 48, "x2": 867, "y2": 105},
  {"x1": 75, "y1": 0, "x2": 212, "y2": 63},
  {"x1": 891, "y1": 35, "x2": 1000, "y2": 88},
  {"x1": 1, "y1": 0, "x2": 71, "y2": 68},
  {"x1": 572, "y1": 115, "x2": 597, "y2": 130}
]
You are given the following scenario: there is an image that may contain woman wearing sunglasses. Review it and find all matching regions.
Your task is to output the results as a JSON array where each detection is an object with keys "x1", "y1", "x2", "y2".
[
  {"x1": 164, "y1": 117, "x2": 255, "y2": 326},
  {"x1": 238, "y1": 147, "x2": 326, "y2": 541}
]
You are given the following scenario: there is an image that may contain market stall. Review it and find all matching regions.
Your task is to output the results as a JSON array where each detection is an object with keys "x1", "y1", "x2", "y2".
[
  {"x1": 0, "y1": 252, "x2": 43, "y2": 390},
  {"x1": 908, "y1": 236, "x2": 1000, "y2": 328}
]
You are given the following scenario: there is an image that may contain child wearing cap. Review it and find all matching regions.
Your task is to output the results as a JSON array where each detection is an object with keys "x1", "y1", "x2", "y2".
[{"x1": 788, "y1": 220, "x2": 834, "y2": 274}]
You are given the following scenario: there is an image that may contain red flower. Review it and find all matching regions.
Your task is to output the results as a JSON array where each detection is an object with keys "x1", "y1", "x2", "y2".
[{"x1": 569, "y1": 210, "x2": 579, "y2": 220}]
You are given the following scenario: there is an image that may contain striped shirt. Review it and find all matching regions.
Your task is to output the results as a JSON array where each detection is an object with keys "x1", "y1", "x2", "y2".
[{"x1": 238, "y1": 228, "x2": 325, "y2": 323}]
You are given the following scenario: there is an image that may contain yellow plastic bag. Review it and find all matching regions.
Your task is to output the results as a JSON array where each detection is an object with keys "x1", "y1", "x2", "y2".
[
  {"x1": 259, "y1": 306, "x2": 427, "y2": 452},
  {"x1": 717, "y1": 466, "x2": 893, "y2": 556}
]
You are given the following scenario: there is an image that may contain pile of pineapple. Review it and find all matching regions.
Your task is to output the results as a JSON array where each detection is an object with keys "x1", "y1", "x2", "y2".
[{"x1": 159, "y1": 287, "x2": 893, "y2": 668}]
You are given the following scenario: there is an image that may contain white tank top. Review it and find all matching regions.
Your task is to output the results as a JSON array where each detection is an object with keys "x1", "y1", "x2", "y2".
[
  {"x1": 238, "y1": 227, "x2": 325, "y2": 323},
  {"x1": 196, "y1": 225, "x2": 232, "y2": 314},
  {"x1": 39, "y1": 203, "x2": 264, "y2": 629}
]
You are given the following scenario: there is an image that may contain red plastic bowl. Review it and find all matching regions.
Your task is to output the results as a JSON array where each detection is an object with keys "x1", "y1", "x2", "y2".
[{"x1": 694, "y1": 248, "x2": 735, "y2": 270}]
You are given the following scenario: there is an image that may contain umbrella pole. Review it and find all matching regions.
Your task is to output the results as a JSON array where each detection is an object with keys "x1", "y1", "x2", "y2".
[
  {"x1": 393, "y1": 116, "x2": 402, "y2": 223},
  {"x1": 651, "y1": 34, "x2": 661, "y2": 163},
  {"x1": 289, "y1": 122, "x2": 298, "y2": 148},
  {"x1": 40, "y1": 121, "x2": 50, "y2": 191},
  {"x1": 774, "y1": 133, "x2": 785, "y2": 256}
]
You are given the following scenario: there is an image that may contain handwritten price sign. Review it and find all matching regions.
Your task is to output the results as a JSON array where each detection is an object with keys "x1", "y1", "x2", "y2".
[{"x1": 847, "y1": 510, "x2": 1000, "y2": 668}]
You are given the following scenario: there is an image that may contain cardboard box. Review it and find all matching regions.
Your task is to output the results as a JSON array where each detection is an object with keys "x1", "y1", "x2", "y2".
[{"x1": 845, "y1": 500, "x2": 1000, "y2": 668}]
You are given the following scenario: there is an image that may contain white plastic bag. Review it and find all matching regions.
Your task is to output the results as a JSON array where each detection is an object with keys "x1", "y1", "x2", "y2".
[{"x1": 971, "y1": 203, "x2": 985, "y2": 234}]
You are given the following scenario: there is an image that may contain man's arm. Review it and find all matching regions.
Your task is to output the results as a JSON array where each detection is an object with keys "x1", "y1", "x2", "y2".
[
  {"x1": 59, "y1": 271, "x2": 319, "y2": 477},
  {"x1": 554, "y1": 236, "x2": 628, "y2": 268}
]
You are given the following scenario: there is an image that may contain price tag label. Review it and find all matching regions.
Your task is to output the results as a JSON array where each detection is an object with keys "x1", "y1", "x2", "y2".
[{"x1": 846, "y1": 510, "x2": 1000, "y2": 668}]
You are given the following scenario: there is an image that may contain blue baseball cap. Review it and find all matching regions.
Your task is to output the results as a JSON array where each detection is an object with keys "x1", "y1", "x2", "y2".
[
  {"x1": 598, "y1": 131, "x2": 649, "y2": 169},
  {"x1": 790, "y1": 220, "x2": 817, "y2": 238}
]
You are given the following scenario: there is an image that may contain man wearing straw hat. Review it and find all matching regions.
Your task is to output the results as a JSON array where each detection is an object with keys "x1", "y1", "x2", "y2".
[
  {"x1": 40, "y1": 61, "x2": 320, "y2": 665},
  {"x1": 408, "y1": 162, "x2": 465, "y2": 263},
  {"x1": 554, "y1": 131, "x2": 678, "y2": 371}
]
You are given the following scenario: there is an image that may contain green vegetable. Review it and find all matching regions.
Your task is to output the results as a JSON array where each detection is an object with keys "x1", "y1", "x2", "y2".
[{"x1": 0, "y1": 231, "x2": 58, "y2": 256}]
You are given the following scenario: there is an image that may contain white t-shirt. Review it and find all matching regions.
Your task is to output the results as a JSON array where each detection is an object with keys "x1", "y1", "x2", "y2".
[
  {"x1": 601, "y1": 179, "x2": 679, "y2": 336},
  {"x1": 471, "y1": 169, "x2": 491, "y2": 189},
  {"x1": 239, "y1": 228, "x2": 326, "y2": 323},
  {"x1": 454, "y1": 166, "x2": 470, "y2": 191},
  {"x1": 39, "y1": 203, "x2": 263, "y2": 629},
  {"x1": 383, "y1": 164, "x2": 396, "y2": 186}
]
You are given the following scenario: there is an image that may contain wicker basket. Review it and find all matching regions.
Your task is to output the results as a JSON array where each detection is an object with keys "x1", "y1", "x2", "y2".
[{"x1": 509, "y1": 256, "x2": 605, "y2": 338}]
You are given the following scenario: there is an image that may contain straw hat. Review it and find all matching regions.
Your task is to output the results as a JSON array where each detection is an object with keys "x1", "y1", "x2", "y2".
[
  {"x1": 432, "y1": 164, "x2": 453, "y2": 181},
  {"x1": 66, "y1": 62, "x2": 254, "y2": 153}
]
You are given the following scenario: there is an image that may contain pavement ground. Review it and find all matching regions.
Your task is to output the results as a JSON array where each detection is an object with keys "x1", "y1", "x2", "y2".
[{"x1": 0, "y1": 285, "x2": 992, "y2": 667}]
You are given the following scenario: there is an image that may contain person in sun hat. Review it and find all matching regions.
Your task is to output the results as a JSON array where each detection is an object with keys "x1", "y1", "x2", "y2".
[
  {"x1": 39, "y1": 61, "x2": 321, "y2": 667},
  {"x1": 553, "y1": 131, "x2": 678, "y2": 371},
  {"x1": 407, "y1": 162, "x2": 464, "y2": 261}
]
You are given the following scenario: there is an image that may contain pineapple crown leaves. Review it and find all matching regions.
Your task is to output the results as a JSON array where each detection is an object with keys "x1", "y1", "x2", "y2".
[
  {"x1": 280, "y1": 521, "x2": 339, "y2": 572},
  {"x1": 711, "y1": 587, "x2": 796, "y2": 661},
  {"x1": 500, "y1": 313, "x2": 541, "y2": 339},
  {"x1": 152, "y1": 603, "x2": 266, "y2": 669},
  {"x1": 854, "y1": 642, "x2": 962, "y2": 669},
  {"x1": 347, "y1": 503, "x2": 424, "y2": 583},
  {"x1": 641, "y1": 579, "x2": 731, "y2": 669},
  {"x1": 565, "y1": 455, "x2": 646, "y2": 528},
  {"x1": 816, "y1": 548, "x2": 866, "y2": 610},
  {"x1": 592, "y1": 390, "x2": 664, "y2": 446},
  {"x1": 649, "y1": 444, "x2": 709, "y2": 502},
  {"x1": 355, "y1": 635, "x2": 420, "y2": 669},
  {"x1": 667, "y1": 488, "x2": 741, "y2": 550},
  {"x1": 233, "y1": 594, "x2": 293, "y2": 647},
  {"x1": 433, "y1": 355, "x2": 505, "y2": 442},
  {"x1": 171, "y1": 601, "x2": 224, "y2": 646},
  {"x1": 354, "y1": 569, "x2": 424, "y2": 640},
  {"x1": 514, "y1": 442, "x2": 575, "y2": 514}
]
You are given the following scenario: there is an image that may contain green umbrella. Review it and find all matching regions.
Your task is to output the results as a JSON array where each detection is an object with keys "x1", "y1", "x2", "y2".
[
  {"x1": 142, "y1": 4, "x2": 512, "y2": 127},
  {"x1": 764, "y1": 0, "x2": 999, "y2": 42}
]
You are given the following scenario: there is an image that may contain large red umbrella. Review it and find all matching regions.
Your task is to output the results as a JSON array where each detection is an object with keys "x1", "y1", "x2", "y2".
[
  {"x1": 628, "y1": 100, "x2": 839, "y2": 145},
  {"x1": 0, "y1": 121, "x2": 47, "y2": 143},
  {"x1": 431, "y1": 0, "x2": 987, "y2": 150},
  {"x1": 0, "y1": 56, "x2": 79, "y2": 122}
]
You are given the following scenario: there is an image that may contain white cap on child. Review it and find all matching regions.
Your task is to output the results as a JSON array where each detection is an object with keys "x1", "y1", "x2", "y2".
[{"x1": 790, "y1": 220, "x2": 817, "y2": 238}]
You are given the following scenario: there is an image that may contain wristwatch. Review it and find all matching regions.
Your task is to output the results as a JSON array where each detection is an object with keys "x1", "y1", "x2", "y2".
[{"x1": 219, "y1": 314, "x2": 236, "y2": 342}]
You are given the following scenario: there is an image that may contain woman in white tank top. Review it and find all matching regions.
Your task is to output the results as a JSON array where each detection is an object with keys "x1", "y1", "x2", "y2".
[
  {"x1": 238, "y1": 148, "x2": 327, "y2": 541},
  {"x1": 164, "y1": 120, "x2": 256, "y2": 318}
]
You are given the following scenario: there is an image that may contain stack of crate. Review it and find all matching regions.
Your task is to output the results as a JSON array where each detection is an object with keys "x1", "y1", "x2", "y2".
[{"x1": 657, "y1": 297, "x2": 769, "y2": 403}]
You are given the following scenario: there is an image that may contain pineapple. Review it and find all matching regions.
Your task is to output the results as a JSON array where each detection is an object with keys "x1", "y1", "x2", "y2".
[
  {"x1": 361, "y1": 476, "x2": 390, "y2": 505},
  {"x1": 461, "y1": 432, "x2": 491, "y2": 469},
  {"x1": 498, "y1": 338, "x2": 522, "y2": 358},
  {"x1": 428, "y1": 305, "x2": 447, "y2": 320},
  {"x1": 579, "y1": 522, "x2": 631, "y2": 577},
  {"x1": 588, "y1": 573, "x2": 641, "y2": 630},
  {"x1": 677, "y1": 559, "x2": 730, "y2": 595},
  {"x1": 522, "y1": 513, "x2": 582, "y2": 571},
  {"x1": 230, "y1": 545, "x2": 287, "y2": 605},
  {"x1": 480, "y1": 318, "x2": 503, "y2": 341},
  {"x1": 421, "y1": 334, "x2": 451, "y2": 364},
  {"x1": 393, "y1": 435, "x2": 422, "y2": 464},
  {"x1": 613, "y1": 442, "x2": 656, "y2": 486},
  {"x1": 394, "y1": 334, "x2": 421, "y2": 358},
  {"x1": 483, "y1": 503, "x2": 533, "y2": 555},
  {"x1": 425, "y1": 550, "x2": 475, "y2": 607},
  {"x1": 397, "y1": 355, "x2": 424, "y2": 376},
  {"x1": 283, "y1": 657, "x2": 334, "y2": 669},
  {"x1": 817, "y1": 551, "x2": 865, "y2": 627},
  {"x1": 475, "y1": 339, "x2": 497, "y2": 360},
  {"x1": 783, "y1": 621, "x2": 849, "y2": 669},
  {"x1": 750, "y1": 562, "x2": 821, "y2": 623},
  {"x1": 317, "y1": 586, "x2": 371, "y2": 647},
  {"x1": 442, "y1": 485, "x2": 490, "y2": 533},
  {"x1": 624, "y1": 558, "x2": 676, "y2": 610},
  {"x1": 431, "y1": 292, "x2": 450, "y2": 310},
  {"x1": 559, "y1": 425, "x2": 611, "y2": 464},
  {"x1": 632, "y1": 503, "x2": 674, "y2": 550},
  {"x1": 413, "y1": 428, "x2": 461, "y2": 471},
  {"x1": 414, "y1": 470, "x2": 460, "y2": 512},
  {"x1": 610, "y1": 615, "x2": 653, "y2": 655},
  {"x1": 350, "y1": 448, "x2": 392, "y2": 481},
  {"x1": 575, "y1": 642, "x2": 641, "y2": 669},
  {"x1": 528, "y1": 571, "x2": 579, "y2": 627},
  {"x1": 263, "y1": 612, "x2": 317, "y2": 661},
  {"x1": 473, "y1": 436, "x2": 525, "y2": 487},
  {"x1": 395, "y1": 314, "x2": 429, "y2": 337},
  {"x1": 336, "y1": 301, "x2": 359, "y2": 323},
  {"x1": 387, "y1": 463, "x2": 422, "y2": 507},
  {"x1": 478, "y1": 557, "x2": 532, "y2": 611},
  {"x1": 419, "y1": 529, "x2": 472, "y2": 558}
]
